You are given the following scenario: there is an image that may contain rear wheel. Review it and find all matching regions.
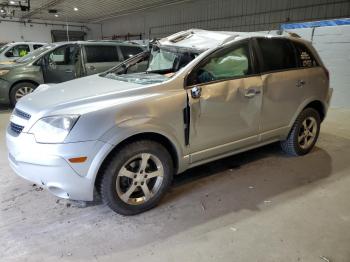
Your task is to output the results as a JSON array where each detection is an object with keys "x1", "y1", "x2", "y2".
[
  {"x1": 10, "y1": 82, "x2": 37, "y2": 106},
  {"x1": 281, "y1": 108, "x2": 321, "y2": 156},
  {"x1": 99, "y1": 140, "x2": 173, "y2": 215}
]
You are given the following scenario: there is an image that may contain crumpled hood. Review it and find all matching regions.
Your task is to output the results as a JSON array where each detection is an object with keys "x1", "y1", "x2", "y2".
[{"x1": 16, "y1": 74, "x2": 148, "y2": 114}]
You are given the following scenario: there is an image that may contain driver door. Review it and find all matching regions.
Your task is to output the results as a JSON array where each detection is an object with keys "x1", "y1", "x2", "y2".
[
  {"x1": 186, "y1": 40, "x2": 263, "y2": 163},
  {"x1": 42, "y1": 44, "x2": 81, "y2": 83}
]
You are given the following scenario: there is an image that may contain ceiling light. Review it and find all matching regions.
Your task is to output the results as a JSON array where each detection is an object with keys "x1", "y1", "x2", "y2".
[
  {"x1": 54, "y1": 14, "x2": 59, "y2": 17},
  {"x1": 0, "y1": 9, "x2": 4, "y2": 13},
  {"x1": 73, "y1": 7, "x2": 78, "y2": 11},
  {"x1": 9, "y1": 1, "x2": 16, "y2": 4}
]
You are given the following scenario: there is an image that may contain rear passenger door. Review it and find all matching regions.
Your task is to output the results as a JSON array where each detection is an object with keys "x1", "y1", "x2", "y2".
[
  {"x1": 83, "y1": 45, "x2": 121, "y2": 75},
  {"x1": 255, "y1": 38, "x2": 303, "y2": 139},
  {"x1": 292, "y1": 41, "x2": 326, "y2": 105}
]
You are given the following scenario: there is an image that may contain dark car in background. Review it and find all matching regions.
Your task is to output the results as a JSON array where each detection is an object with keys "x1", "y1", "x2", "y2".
[{"x1": 0, "y1": 41, "x2": 145, "y2": 105}]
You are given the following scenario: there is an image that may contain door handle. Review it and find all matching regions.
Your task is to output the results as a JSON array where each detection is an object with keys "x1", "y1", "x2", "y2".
[
  {"x1": 65, "y1": 69, "x2": 73, "y2": 73},
  {"x1": 191, "y1": 86, "x2": 202, "y2": 99},
  {"x1": 89, "y1": 65, "x2": 96, "y2": 71},
  {"x1": 296, "y1": 79, "x2": 306, "y2": 87},
  {"x1": 244, "y1": 89, "x2": 261, "y2": 98}
]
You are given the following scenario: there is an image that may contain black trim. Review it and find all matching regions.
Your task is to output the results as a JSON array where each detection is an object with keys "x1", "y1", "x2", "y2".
[{"x1": 183, "y1": 93, "x2": 191, "y2": 146}]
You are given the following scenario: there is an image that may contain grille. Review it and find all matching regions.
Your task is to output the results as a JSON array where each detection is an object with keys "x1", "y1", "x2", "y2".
[
  {"x1": 14, "y1": 108, "x2": 31, "y2": 120},
  {"x1": 10, "y1": 122, "x2": 24, "y2": 135}
]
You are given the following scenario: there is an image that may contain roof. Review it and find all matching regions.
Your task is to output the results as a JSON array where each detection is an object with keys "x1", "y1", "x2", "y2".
[
  {"x1": 52, "y1": 40, "x2": 144, "y2": 47},
  {"x1": 158, "y1": 29, "x2": 291, "y2": 50},
  {"x1": 7, "y1": 42, "x2": 47, "y2": 46}
]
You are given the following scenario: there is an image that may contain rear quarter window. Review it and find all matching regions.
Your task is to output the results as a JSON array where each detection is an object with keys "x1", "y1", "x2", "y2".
[
  {"x1": 119, "y1": 45, "x2": 144, "y2": 59},
  {"x1": 293, "y1": 42, "x2": 319, "y2": 68},
  {"x1": 85, "y1": 45, "x2": 120, "y2": 63}
]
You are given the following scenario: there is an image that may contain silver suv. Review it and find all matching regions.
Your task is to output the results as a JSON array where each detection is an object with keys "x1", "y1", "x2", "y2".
[{"x1": 6, "y1": 30, "x2": 333, "y2": 215}]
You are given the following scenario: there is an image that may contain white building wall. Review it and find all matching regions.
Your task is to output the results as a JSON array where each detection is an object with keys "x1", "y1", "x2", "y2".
[{"x1": 0, "y1": 19, "x2": 102, "y2": 43}]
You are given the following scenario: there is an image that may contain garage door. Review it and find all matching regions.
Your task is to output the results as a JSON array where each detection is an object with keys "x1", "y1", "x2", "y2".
[{"x1": 51, "y1": 30, "x2": 86, "y2": 42}]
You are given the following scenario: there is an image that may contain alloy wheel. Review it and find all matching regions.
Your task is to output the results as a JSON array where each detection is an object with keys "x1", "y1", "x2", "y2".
[
  {"x1": 116, "y1": 153, "x2": 164, "y2": 205},
  {"x1": 15, "y1": 86, "x2": 34, "y2": 101},
  {"x1": 298, "y1": 116, "x2": 318, "y2": 149}
]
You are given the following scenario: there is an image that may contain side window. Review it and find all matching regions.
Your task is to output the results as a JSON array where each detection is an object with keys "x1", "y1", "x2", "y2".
[
  {"x1": 47, "y1": 45, "x2": 79, "y2": 65},
  {"x1": 293, "y1": 42, "x2": 319, "y2": 68},
  {"x1": 85, "y1": 45, "x2": 120, "y2": 63},
  {"x1": 119, "y1": 46, "x2": 144, "y2": 59},
  {"x1": 33, "y1": 44, "x2": 43, "y2": 50},
  {"x1": 188, "y1": 42, "x2": 252, "y2": 85},
  {"x1": 257, "y1": 38, "x2": 297, "y2": 72},
  {"x1": 7, "y1": 44, "x2": 30, "y2": 57}
]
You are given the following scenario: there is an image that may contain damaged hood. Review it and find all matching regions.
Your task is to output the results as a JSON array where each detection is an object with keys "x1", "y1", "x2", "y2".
[{"x1": 16, "y1": 74, "x2": 152, "y2": 114}]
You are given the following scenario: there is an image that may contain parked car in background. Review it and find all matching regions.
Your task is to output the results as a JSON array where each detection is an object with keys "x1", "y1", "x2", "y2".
[
  {"x1": 0, "y1": 42, "x2": 46, "y2": 63},
  {"x1": 0, "y1": 41, "x2": 145, "y2": 105},
  {"x1": 6, "y1": 29, "x2": 332, "y2": 215}
]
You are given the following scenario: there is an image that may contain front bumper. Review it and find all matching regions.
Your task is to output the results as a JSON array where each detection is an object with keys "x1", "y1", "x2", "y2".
[
  {"x1": 0, "y1": 78, "x2": 11, "y2": 105},
  {"x1": 6, "y1": 128, "x2": 112, "y2": 201}
]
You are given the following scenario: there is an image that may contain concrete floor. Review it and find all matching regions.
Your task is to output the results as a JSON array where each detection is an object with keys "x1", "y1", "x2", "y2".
[{"x1": 0, "y1": 106, "x2": 349, "y2": 262}]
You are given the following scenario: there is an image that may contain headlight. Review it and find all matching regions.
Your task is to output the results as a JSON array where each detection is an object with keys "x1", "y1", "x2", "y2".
[
  {"x1": 0, "y1": 69, "x2": 10, "y2": 76},
  {"x1": 29, "y1": 115, "x2": 79, "y2": 143}
]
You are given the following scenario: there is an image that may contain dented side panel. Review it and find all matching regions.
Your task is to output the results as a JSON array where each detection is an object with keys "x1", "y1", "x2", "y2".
[{"x1": 187, "y1": 76, "x2": 263, "y2": 163}]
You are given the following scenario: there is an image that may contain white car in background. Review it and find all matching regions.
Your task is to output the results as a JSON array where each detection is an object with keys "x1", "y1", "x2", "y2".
[{"x1": 0, "y1": 42, "x2": 46, "y2": 63}]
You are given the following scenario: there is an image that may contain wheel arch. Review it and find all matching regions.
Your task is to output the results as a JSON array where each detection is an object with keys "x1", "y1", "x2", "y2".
[
  {"x1": 9, "y1": 79, "x2": 40, "y2": 94},
  {"x1": 284, "y1": 99, "x2": 327, "y2": 140},
  {"x1": 303, "y1": 100, "x2": 326, "y2": 122},
  {"x1": 94, "y1": 132, "x2": 181, "y2": 190}
]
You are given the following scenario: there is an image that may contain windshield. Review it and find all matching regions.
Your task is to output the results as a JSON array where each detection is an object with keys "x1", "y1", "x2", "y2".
[
  {"x1": 103, "y1": 45, "x2": 199, "y2": 85},
  {"x1": 15, "y1": 44, "x2": 56, "y2": 63},
  {"x1": 0, "y1": 44, "x2": 10, "y2": 54}
]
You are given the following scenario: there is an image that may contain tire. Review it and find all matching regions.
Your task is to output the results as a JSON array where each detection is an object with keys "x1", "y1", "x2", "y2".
[
  {"x1": 99, "y1": 140, "x2": 174, "y2": 215},
  {"x1": 281, "y1": 108, "x2": 321, "y2": 156},
  {"x1": 10, "y1": 82, "x2": 38, "y2": 106}
]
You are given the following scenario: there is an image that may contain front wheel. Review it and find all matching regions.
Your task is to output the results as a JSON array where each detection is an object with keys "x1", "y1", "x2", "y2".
[
  {"x1": 10, "y1": 82, "x2": 37, "y2": 106},
  {"x1": 281, "y1": 108, "x2": 321, "y2": 156},
  {"x1": 99, "y1": 140, "x2": 173, "y2": 215}
]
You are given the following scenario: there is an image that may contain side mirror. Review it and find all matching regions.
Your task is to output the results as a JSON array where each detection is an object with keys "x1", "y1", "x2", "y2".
[
  {"x1": 191, "y1": 86, "x2": 202, "y2": 99},
  {"x1": 5, "y1": 50, "x2": 13, "y2": 58}
]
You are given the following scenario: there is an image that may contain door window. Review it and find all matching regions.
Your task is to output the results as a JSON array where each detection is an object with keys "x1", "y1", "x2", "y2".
[
  {"x1": 7, "y1": 44, "x2": 30, "y2": 57},
  {"x1": 33, "y1": 44, "x2": 43, "y2": 50},
  {"x1": 48, "y1": 45, "x2": 79, "y2": 65},
  {"x1": 293, "y1": 42, "x2": 319, "y2": 68},
  {"x1": 257, "y1": 38, "x2": 297, "y2": 72},
  {"x1": 188, "y1": 42, "x2": 252, "y2": 85},
  {"x1": 85, "y1": 45, "x2": 120, "y2": 63},
  {"x1": 119, "y1": 45, "x2": 144, "y2": 59}
]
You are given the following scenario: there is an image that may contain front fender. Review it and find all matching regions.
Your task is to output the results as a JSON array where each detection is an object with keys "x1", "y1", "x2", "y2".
[{"x1": 100, "y1": 116, "x2": 184, "y2": 157}]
